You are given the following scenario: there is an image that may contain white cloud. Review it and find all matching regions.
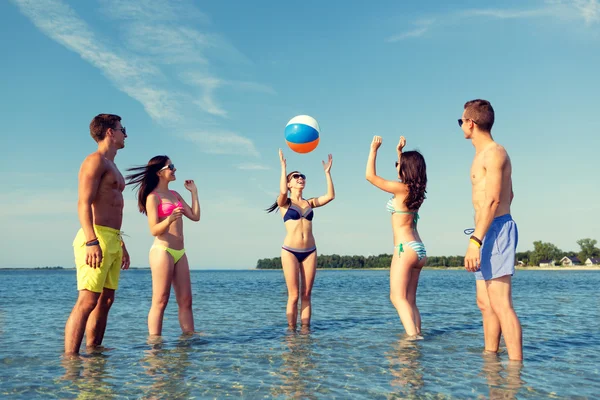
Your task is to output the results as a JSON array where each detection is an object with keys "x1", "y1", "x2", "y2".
[
  {"x1": 574, "y1": 0, "x2": 600, "y2": 24},
  {"x1": 387, "y1": 18, "x2": 434, "y2": 42},
  {"x1": 236, "y1": 163, "x2": 270, "y2": 170},
  {"x1": 11, "y1": 0, "x2": 179, "y2": 123},
  {"x1": 458, "y1": 8, "x2": 553, "y2": 19},
  {"x1": 12, "y1": 0, "x2": 269, "y2": 157},
  {"x1": 388, "y1": 1, "x2": 599, "y2": 42},
  {"x1": 100, "y1": 0, "x2": 210, "y2": 23},
  {"x1": 184, "y1": 131, "x2": 260, "y2": 157}
]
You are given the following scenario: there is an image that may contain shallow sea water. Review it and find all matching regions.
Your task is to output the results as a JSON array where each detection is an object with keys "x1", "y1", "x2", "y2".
[{"x1": 1, "y1": 269, "x2": 599, "y2": 399}]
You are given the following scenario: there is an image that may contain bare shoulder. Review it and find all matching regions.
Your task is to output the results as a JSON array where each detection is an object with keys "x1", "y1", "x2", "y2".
[
  {"x1": 80, "y1": 152, "x2": 106, "y2": 175},
  {"x1": 146, "y1": 192, "x2": 160, "y2": 205},
  {"x1": 172, "y1": 190, "x2": 184, "y2": 200},
  {"x1": 484, "y1": 143, "x2": 509, "y2": 166}
]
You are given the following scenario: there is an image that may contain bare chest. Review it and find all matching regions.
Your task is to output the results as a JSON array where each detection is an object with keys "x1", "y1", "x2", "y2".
[
  {"x1": 101, "y1": 163, "x2": 125, "y2": 193},
  {"x1": 470, "y1": 155, "x2": 486, "y2": 187}
]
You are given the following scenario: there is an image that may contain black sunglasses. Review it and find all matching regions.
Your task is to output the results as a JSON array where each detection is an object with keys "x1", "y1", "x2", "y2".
[
  {"x1": 160, "y1": 163, "x2": 175, "y2": 171},
  {"x1": 113, "y1": 126, "x2": 126, "y2": 134},
  {"x1": 290, "y1": 173, "x2": 306, "y2": 180},
  {"x1": 458, "y1": 118, "x2": 477, "y2": 127},
  {"x1": 395, "y1": 161, "x2": 399, "y2": 168}
]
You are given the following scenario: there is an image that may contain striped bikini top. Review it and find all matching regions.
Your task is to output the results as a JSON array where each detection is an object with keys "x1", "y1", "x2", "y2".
[{"x1": 386, "y1": 197, "x2": 419, "y2": 229}]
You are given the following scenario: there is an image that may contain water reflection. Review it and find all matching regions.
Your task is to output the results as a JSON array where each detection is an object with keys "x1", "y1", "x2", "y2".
[
  {"x1": 60, "y1": 351, "x2": 116, "y2": 399},
  {"x1": 481, "y1": 352, "x2": 524, "y2": 400},
  {"x1": 139, "y1": 334, "x2": 196, "y2": 399},
  {"x1": 271, "y1": 329, "x2": 319, "y2": 399},
  {"x1": 386, "y1": 336, "x2": 424, "y2": 397}
]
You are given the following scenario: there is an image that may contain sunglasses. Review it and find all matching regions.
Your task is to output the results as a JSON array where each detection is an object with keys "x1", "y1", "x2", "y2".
[
  {"x1": 458, "y1": 118, "x2": 477, "y2": 127},
  {"x1": 395, "y1": 161, "x2": 399, "y2": 168},
  {"x1": 113, "y1": 126, "x2": 127, "y2": 134},
  {"x1": 159, "y1": 163, "x2": 175, "y2": 171},
  {"x1": 290, "y1": 173, "x2": 306, "y2": 180}
]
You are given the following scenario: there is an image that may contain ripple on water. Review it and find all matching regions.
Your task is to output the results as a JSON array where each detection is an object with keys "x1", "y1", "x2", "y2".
[{"x1": 0, "y1": 269, "x2": 599, "y2": 398}]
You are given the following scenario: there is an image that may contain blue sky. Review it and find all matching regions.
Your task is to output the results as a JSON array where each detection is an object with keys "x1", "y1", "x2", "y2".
[{"x1": 1, "y1": 0, "x2": 599, "y2": 268}]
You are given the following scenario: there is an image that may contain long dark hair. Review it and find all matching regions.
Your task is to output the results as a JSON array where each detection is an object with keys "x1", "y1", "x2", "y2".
[
  {"x1": 398, "y1": 151, "x2": 427, "y2": 210},
  {"x1": 125, "y1": 155, "x2": 170, "y2": 214},
  {"x1": 265, "y1": 170, "x2": 299, "y2": 213}
]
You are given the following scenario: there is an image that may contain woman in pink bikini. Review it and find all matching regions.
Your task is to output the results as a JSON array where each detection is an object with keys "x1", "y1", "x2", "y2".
[{"x1": 126, "y1": 155, "x2": 200, "y2": 336}]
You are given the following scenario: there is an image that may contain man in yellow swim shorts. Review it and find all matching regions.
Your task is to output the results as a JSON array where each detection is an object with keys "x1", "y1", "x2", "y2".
[{"x1": 64, "y1": 114, "x2": 131, "y2": 354}]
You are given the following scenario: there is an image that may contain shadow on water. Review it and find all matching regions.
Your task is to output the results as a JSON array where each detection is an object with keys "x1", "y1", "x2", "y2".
[
  {"x1": 385, "y1": 335, "x2": 424, "y2": 398},
  {"x1": 60, "y1": 352, "x2": 117, "y2": 400},
  {"x1": 480, "y1": 352, "x2": 525, "y2": 400},
  {"x1": 269, "y1": 329, "x2": 322, "y2": 399},
  {"x1": 137, "y1": 334, "x2": 197, "y2": 400}
]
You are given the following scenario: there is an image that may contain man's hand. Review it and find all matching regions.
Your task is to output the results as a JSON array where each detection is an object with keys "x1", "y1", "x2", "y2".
[
  {"x1": 86, "y1": 243, "x2": 103, "y2": 269},
  {"x1": 121, "y1": 244, "x2": 130, "y2": 270},
  {"x1": 464, "y1": 242, "x2": 481, "y2": 272}
]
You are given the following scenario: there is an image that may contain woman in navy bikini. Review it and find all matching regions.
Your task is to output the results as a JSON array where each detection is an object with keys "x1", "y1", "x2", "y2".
[
  {"x1": 126, "y1": 155, "x2": 200, "y2": 336},
  {"x1": 266, "y1": 149, "x2": 335, "y2": 331},
  {"x1": 366, "y1": 136, "x2": 427, "y2": 339}
]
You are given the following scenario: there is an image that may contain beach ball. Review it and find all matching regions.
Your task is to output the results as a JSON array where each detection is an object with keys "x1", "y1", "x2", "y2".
[{"x1": 284, "y1": 115, "x2": 320, "y2": 154}]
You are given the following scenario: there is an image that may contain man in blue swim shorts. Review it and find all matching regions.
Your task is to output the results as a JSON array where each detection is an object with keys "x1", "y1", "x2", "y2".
[{"x1": 460, "y1": 99, "x2": 522, "y2": 361}]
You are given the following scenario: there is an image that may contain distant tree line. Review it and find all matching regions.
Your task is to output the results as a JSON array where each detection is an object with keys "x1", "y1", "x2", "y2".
[
  {"x1": 257, "y1": 254, "x2": 490, "y2": 269},
  {"x1": 256, "y1": 238, "x2": 599, "y2": 269},
  {"x1": 516, "y1": 238, "x2": 599, "y2": 266}
]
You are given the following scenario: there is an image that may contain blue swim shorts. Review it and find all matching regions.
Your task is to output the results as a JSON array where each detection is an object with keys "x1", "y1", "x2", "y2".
[{"x1": 475, "y1": 214, "x2": 518, "y2": 281}]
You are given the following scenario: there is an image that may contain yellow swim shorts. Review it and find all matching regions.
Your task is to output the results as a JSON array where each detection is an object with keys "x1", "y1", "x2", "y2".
[{"x1": 73, "y1": 225, "x2": 123, "y2": 293}]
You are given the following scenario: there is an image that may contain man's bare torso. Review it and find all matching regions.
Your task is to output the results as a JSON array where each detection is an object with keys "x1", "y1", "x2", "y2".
[
  {"x1": 470, "y1": 142, "x2": 513, "y2": 224},
  {"x1": 93, "y1": 157, "x2": 125, "y2": 230}
]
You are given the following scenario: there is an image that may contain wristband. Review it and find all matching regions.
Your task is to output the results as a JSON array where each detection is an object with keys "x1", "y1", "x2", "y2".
[
  {"x1": 86, "y1": 240, "x2": 100, "y2": 247},
  {"x1": 470, "y1": 235, "x2": 482, "y2": 247}
]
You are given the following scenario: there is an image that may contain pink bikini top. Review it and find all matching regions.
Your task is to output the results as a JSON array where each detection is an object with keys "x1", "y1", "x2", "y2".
[{"x1": 153, "y1": 191, "x2": 183, "y2": 218}]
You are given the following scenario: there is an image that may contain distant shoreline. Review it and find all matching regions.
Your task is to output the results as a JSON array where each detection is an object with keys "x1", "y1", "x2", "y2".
[{"x1": 2, "y1": 266, "x2": 599, "y2": 271}]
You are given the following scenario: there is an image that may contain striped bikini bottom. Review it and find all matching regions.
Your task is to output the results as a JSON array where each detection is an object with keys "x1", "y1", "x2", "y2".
[{"x1": 394, "y1": 241, "x2": 427, "y2": 260}]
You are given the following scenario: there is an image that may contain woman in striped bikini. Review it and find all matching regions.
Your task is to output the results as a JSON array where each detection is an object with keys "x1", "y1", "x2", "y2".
[
  {"x1": 266, "y1": 149, "x2": 335, "y2": 331},
  {"x1": 126, "y1": 156, "x2": 200, "y2": 337},
  {"x1": 366, "y1": 136, "x2": 428, "y2": 339}
]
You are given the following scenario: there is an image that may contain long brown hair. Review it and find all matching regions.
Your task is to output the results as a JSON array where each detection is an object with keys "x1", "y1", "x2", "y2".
[
  {"x1": 125, "y1": 155, "x2": 170, "y2": 214},
  {"x1": 265, "y1": 170, "x2": 299, "y2": 213},
  {"x1": 398, "y1": 151, "x2": 427, "y2": 210}
]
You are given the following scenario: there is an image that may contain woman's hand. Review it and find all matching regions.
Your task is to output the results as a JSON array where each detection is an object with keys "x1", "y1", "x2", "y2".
[
  {"x1": 322, "y1": 154, "x2": 333, "y2": 173},
  {"x1": 371, "y1": 135, "x2": 382, "y2": 151},
  {"x1": 279, "y1": 148, "x2": 286, "y2": 167},
  {"x1": 184, "y1": 179, "x2": 197, "y2": 193},
  {"x1": 168, "y1": 208, "x2": 184, "y2": 224},
  {"x1": 397, "y1": 136, "x2": 406, "y2": 154}
]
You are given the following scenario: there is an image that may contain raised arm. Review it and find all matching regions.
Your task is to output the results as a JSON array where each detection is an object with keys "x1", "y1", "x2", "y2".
[
  {"x1": 310, "y1": 154, "x2": 335, "y2": 208},
  {"x1": 77, "y1": 153, "x2": 105, "y2": 268},
  {"x1": 146, "y1": 194, "x2": 183, "y2": 236},
  {"x1": 365, "y1": 136, "x2": 407, "y2": 194},
  {"x1": 176, "y1": 180, "x2": 200, "y2": 221},
  {"x1": 277, "y1": 149, "x2": 289, "y2": 207}
]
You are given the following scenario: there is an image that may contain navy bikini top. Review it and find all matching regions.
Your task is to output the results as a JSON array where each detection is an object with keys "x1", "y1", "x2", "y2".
[{"x1": 283, "y1": 202, "x2": 314, "y2": 222}]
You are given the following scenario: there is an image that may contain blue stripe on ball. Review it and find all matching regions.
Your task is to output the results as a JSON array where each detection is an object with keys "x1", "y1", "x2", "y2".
[{"x1": 284, "y1": 124, "x2": 319, "y2": 144}]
